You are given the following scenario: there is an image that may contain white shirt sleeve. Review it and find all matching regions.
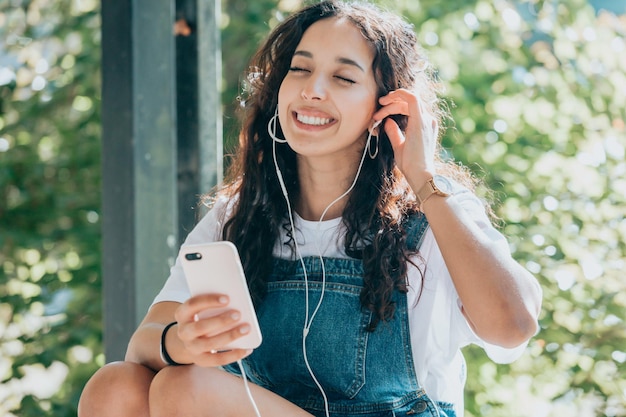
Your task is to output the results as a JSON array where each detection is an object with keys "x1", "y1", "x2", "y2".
[{"x1": 151, "y1": 197, "x2": 230, "y2": 305}]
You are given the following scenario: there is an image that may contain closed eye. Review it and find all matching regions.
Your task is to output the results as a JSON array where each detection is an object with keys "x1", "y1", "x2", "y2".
[
  {"x1": 335, "y1": 75, "x2": 356, "y2": 85},
  {"x1": 289, "y1": 66, "x2": 309, "y2": 73}
]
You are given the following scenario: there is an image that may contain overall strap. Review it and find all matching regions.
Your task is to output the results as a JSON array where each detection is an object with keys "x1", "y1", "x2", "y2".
[{"x1": 405, "y1": 212, "x2": 430, "y2": 252}]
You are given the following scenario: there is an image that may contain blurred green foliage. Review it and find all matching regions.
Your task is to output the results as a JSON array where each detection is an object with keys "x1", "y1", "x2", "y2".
[
  {"x1": 0, "y1": 0, "x2": 624, "y2": 416},
  {"x1": 0, "y1": 0, "x2": 102, "y2": 416}
]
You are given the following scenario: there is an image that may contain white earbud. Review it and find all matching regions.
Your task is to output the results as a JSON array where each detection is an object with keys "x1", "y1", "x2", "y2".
[{"x1": 369, "y1": 119, "x2": 382, "y2": 136}]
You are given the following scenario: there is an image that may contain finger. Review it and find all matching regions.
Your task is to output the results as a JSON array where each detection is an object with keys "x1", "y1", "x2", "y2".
[
  {"x1": 431, "y1": 118, "x2": 440, "y2": 139},
  {"x1": 378, "y1": 89, "x2": 429, "y2": 129},
  {"x1": 175, "y1": 294, "x2": 229, "y2": 323},
  {"x1": 382, "y1": 118, "x2": 405, "y2": 149},
  {"x1": 194, "y1": 348, "x2": 253, "y2": 368},
  {"x1": 379, "y1": 89, "x2": 419, "y2": 112},
  {"x1": 379, "y1": 88, "x2": 418, "y2": 102},
  {"x1": 188, "y1": 322, "x2": 253, "y2": 355},
  {"x1": 373, "y1": 100, "x2": 409, "y2": 122},
  {"x1": 188, "y1": 309, "x2": 243, "y2": 339}
]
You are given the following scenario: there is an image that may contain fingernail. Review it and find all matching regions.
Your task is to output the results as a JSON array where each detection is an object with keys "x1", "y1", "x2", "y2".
[
  {"x1": 218, "y1": 296, "x2": 228, "y2": 304},
  {"x1": 239, "y1": 325, "x2": 251, "y2": 334},
  {"x1": 230, "y1": 311, "x2": 241, "y2": 321}
]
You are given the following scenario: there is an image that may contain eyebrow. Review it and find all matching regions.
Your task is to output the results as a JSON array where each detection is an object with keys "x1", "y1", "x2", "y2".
[{"x1": 293, "y1": 50, "x2": 366, "y2": 73}]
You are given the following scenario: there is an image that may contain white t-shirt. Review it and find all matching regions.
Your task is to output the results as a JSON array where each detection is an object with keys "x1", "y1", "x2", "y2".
[{"x1": 152, "y1": 191, "x2": 528, "y2": 415}]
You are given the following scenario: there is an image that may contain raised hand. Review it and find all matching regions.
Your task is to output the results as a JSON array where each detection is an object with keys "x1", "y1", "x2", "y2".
[{"x1": 373, "y1": 88, "x2": 439, "y2": 189}]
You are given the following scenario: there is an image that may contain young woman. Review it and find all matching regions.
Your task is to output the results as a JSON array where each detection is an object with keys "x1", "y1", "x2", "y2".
[{"x1": 78, "y1": 1, "x2": 542, "y2": 416}]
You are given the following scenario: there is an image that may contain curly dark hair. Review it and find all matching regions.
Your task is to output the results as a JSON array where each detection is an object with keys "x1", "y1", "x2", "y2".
[{"x1": 210, "y1": 0, "x2": 476, "y2": 330}]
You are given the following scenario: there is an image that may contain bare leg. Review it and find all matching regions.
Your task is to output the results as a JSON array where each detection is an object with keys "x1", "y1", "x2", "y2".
[
  {"x1": 150, "y1": 365, "x2": 315, "y2": 417},
  {"x1": 78, "y1": 361, "x2": 155, "y2": 417}
]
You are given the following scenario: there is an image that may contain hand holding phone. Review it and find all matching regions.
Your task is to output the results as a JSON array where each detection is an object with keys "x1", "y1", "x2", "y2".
[{"x1": 180, "y1": 241, "x2": 263, "y2": 351}]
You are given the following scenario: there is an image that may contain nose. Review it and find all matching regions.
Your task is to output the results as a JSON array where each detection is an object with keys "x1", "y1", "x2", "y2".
[{"x1": 301, "y1": 74, "x2": 326, "y2": 100}]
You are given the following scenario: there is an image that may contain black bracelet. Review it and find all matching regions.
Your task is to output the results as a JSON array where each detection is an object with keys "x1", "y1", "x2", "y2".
[{"x1": 160, "y1": 321, "x2": 184, "y2": 366}]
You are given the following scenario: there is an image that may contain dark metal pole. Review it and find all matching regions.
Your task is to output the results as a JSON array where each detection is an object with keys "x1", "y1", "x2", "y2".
[
  {"x1": 175, "y1": 0, "x2": 223, "y2": 236},
  {"x1": 101, "y1": 0, "x2": 222, "y2": 361},
  {"x1": 101, "y1": 0, "x2": 136, "y2": 363},
  {"x1": 101, "y1": 0, "x2": 177, "y2": 362},
  {"x1": 175, "y1": 0, "x2": 201, "y2": 237}
]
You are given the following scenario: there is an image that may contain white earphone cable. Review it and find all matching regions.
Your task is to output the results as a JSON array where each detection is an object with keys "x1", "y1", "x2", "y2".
[{"x1": 237, "y1": 359, "x2": 262, "y2": 417}]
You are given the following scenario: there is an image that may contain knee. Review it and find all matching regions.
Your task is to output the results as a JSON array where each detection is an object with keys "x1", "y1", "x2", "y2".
[
  {"x1": 153, "y1": 367, "x2": 301, "y2": 417},
  {"x1": 149, "y1": 366, "x2": 226, "y2": 417},
  {"x1": 149, "y1": 366, "x2": 195, "y2": 417},
  {"x1": 78, "y1": 361, "x2": 155, "y2": 417}
]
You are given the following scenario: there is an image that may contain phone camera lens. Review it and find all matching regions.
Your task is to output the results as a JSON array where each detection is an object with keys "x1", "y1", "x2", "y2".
[{"x1": 185, "y1": 252, "x2": 202, "y2": 261}]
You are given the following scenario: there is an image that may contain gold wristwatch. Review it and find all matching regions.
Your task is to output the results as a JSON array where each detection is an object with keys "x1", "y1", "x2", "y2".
[{"x1": 416, "y1": 175, "x2": 452, "y2": 209}]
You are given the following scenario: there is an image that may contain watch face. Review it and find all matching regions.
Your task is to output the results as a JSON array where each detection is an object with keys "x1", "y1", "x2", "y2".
[{"x1": 433, "y1": 175, "x2": 453, "y2": 194}]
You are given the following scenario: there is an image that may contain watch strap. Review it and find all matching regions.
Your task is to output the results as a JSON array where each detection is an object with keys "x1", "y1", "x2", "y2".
[{"x1": 416, "y1": 176, "x2": 450, "y2": 209}]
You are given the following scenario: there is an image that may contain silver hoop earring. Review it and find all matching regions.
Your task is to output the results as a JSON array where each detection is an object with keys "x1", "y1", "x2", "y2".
[
  {"x1": 268, "y1": 108, "x2": 287, "y2": 143},
  {"x1": 368, "y1": 132, "x2": 379, "y2": 159}
]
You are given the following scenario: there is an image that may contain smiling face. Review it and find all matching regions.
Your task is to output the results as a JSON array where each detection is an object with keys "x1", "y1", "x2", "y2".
[{"x1": 277, "y1": 17, "x2": 379, "y2": 161}]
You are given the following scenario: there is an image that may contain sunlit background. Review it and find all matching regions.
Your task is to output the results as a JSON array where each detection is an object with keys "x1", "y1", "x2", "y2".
[{"x1": 1, "y1": 0, "x2": 625, "y2": 416}]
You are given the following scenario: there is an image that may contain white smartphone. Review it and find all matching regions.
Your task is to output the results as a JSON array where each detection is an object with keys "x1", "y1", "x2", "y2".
[{"x1": 180, "y1": 241, "x2": 262, "y2": 350}]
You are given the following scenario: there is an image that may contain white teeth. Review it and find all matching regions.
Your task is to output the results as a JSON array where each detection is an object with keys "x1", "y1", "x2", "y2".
[{"x1": 297, "y1": 113, "x2": 332, "y2": 126}]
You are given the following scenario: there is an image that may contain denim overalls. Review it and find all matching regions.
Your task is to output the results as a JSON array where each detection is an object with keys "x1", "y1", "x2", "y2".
[{"x1": 224, "y1": 214, "x2": 457, "y2": 417}]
